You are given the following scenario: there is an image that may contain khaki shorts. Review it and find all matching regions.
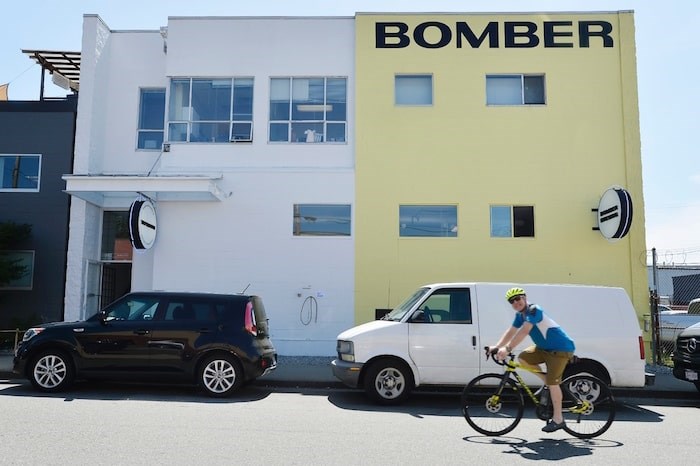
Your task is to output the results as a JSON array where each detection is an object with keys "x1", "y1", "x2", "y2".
[{"x1": 519, "y1": 346, "x2": 574, "y2": 385}]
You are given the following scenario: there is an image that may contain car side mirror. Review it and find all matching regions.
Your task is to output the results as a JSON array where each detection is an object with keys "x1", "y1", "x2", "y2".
[{"x1": 98, "y1": 310, "x2": 108, "y2": 325}]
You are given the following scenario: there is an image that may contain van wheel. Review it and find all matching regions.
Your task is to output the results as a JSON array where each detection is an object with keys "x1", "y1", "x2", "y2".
[
  {"x1": 29, "y1": 350, "x2": 74, "y2": 392},
  {"x1": 364, "y1": 358, "x2": 414, "y2": 405},
  {"x1": 199, "y1": 354, "x2": 243, "y2": 397}
]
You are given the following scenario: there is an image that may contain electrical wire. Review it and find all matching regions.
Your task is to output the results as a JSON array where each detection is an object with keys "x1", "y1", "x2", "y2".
[{"x1": 299, "y1": 295, "x2": 318, "y2": 325}]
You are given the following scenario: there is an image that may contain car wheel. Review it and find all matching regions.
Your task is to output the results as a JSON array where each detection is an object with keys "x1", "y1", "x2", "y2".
[
  {"x1": 364, "y1": 358, "x2": 414, "y2": 405},
  {"x1": 29, "y1": 350, "x2": 74, "y2": 392},
  {"x1": 199, "y1": 354, "x2": 244, "y2": 397}
]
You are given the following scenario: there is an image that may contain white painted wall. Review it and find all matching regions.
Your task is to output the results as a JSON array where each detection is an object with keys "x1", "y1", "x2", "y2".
[{"x1": 65, "y1": 16, "x2": 356, "y2": 355}]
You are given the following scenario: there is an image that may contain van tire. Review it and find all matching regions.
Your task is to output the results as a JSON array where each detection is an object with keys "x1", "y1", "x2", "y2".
[
  {"x1": 364, "y1": 358, "x2": 414, "y2": 405},
  {"x1": 564, "y1": 360, "x2": 609, "y2": 385}
]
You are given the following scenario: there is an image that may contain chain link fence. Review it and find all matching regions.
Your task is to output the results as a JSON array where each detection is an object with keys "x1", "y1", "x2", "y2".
[{"x1": 648, "y1": 251, "x2": 700, "y2": 365}]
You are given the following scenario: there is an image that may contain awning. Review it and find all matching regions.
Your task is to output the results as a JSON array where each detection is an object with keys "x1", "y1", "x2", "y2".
[{"x1": 62, "y1": 174, "x2": 229, "y2": 208}]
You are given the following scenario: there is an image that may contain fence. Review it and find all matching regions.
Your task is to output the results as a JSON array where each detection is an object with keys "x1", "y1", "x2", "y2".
[{"x1": 0, "y1": 328, "x2": 22, "y2": 353}]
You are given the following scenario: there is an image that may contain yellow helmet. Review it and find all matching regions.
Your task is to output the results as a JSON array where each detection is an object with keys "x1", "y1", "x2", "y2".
[{"x1": 505, "y1": 287, "x2": 526, "y2": 302}]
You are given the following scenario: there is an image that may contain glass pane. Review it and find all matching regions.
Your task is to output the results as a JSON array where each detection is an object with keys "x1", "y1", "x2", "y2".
[
  {"x1": 233, "y1": 78, "x2": 253, "y2": 121},
  {"x1": 270, "y1": 78, "x2": 290, "y2": 120},
  {"x1": 292, "y1": 78, "x2": 325, "y2": 120},
  {"x1": 291, "y1": 122, "x2": 324, "y2": 143},
  {"x1": 139, "y1": 89, "x2": 165, "y2": 129},
  {"x1": 326, "y1": 123, "x2": 346, "y2": 142},
  {"x1": 168, "y1": 123, "x2": 188, "y2": 142},
  {"x1": 399, "y1": 205, "x2": 457, "y2": 237},
  {"x1": 513, "y1": 206, "x2": 535, "y2": 237},
  {"x1": 231, "y1": 122, "x2": 252, "y2": 141},
  {"x1": 137, "y1": 131, "x2": 164, "y2": 150},
  {"x1": 395, "y1": 75, "x2": 433, "y2": 105},
  {"x1": 293, "y1": 204, "x2": 351, "y2": 236},
  {"x1": 101, "y1": 211, "x2": 131, "y2": 261},
  {"x1": 524, "y1": 76, "x2": 545, "y2": 104},
  {"x1": 168, "y1": 79, "x2": 190, "y2": 120},
  {"x1": 486, "y1": 76, "x2": 522, "y2": 105},
  {"x1": 0, "y1": 156, "x2": 39, "y2": 189},
  {"x1": 192, "y1": 79, "x2": 231, "y2": 121},
  {"x1": 270, "y1": 123, "x2": 289, "y2": 142},
  {"x1": 326, "y1": 78, "x2": 347, "y2": 121},
  {"x1": 190, "y1": 122, "x2": 230, "y2": 142},
  {"x1": 490, "y1": 205, "x2": 512, "y2": 237},
  {"x1": 0, "y1": 251, "x2": 34, "y2": 289}
]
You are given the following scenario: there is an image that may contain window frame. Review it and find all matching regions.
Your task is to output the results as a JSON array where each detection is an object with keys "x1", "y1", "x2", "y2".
[
  {"x1": 167, "y1": 77, "x2": 254, "y2": 144},
  {"x1": 292, "y1": 204, "x2": 352, "y2": 237},
  {"x1": 490, "y1": 205, "x2": 535, "y2": 238},
  {"x1": 395, "y1": 74, "x2": 434, "y2": 106},
  {"x1": 0, "y1": 250, "x2": 35, "y2": 290},
  {"x1": 269, "y1": 77, "x2": 348, "y2": 144},
  {"x1": 0, "y1": 154, "x2": 41, "y2": 192},
  {"x1": 136, "y1": 88, "x2": 166, "y2": 150},
  {"x1": 486, "y1": 74, "x2": 546, "y2": 106},
  {"x1": 399, "y1": 205, "x2": 458, "y2": 238}
]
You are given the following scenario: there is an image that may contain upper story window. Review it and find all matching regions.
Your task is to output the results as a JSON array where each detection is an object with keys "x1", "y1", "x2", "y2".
[
  {"x1": 168, "y1": 78, "x2": 253, "y2": 143},
  {"x1": 490, "y1": 205, "x2": 535, "y2": 237},
  {"x1": 486, "y1": 75, "x2": 545, "y2": 105},
  {"x1": 269, "y1": 77, "x2": 347, "y2": 143},
  {"x1": 137, "y1": 88, "x2": 165, "y2": 150},
  {"x1": 293, "y1": 204, "x2": 351, "y2": 236},
  {"x1": 0, "y1": 155, "x2": 40, "y2": 192},
  {"x1": 399, "y1": 205, "x2": 457, "y2": 237},
  {"x1": 395, "y1": 75, "x2": 433, "y2": 106}
]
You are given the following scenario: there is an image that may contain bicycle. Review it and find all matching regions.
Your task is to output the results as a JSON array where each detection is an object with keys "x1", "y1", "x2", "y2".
[{"x1": 461, "y1": 347, "x2": 616, "y2": 439}]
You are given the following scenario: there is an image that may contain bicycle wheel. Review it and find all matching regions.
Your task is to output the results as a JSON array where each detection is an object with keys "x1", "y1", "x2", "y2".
[
  {"x1": 561, "y1": 374, "x2": 616, "y2": 439},
  {"x1": 461, "y1": 373, "x2": 524, "y2": 436}
]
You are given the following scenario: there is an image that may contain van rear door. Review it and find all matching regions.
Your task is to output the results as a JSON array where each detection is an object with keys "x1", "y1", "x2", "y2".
[{"x1": 407, "y1": 287, "x2": 481, "y2": 385}]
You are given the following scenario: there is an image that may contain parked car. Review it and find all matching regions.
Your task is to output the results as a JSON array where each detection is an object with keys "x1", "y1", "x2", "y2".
[
  {"x1": 13, "y1": 291, "x2": 276, "y2": 397},
  {"x1": 659, "y1": 302, "x2": 700, "y2": 345},
  {"x1": 672, "y1": 321, "x2": 700, "y2": 392}
]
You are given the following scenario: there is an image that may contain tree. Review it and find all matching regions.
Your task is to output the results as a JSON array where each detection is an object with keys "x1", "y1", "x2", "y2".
[{"x1": 0, "y1": 221, "x2": 32, "y2": 286}]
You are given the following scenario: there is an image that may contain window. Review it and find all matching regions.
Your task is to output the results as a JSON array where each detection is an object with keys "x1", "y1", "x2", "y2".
[
  {"x1": 104, "y1": 296, "x2": 159, "y2": 321},
  {"x1": 395, "y1": 75, "x2": 433, "y2": 105},
  {"x1": 0, "y1": 250, "x2": 34, "y2": 289},
  {"x1": 168, "y1": 78, "x2": 253, "y2": 143},
  {"x1": 269, "y1": 77, "x2": 347, "y2": 143},
  {"x1": 137, "y1": 89, "x2": 165, "y2": 149},
  {"x1": 101, "y1": 211, "x2": 132, "y2": 261},
  {"x1": 293, "y1": 204, "x2": 351, "y2": 236},
  {"x1": 0, "y1": 155, "x2": 40, "y2": 191},
  {"x1": 400, "y1": 205, "x2": 457, "y2": 237},
  {"x1": 490, "y1": 205, "x2": 535, "y2": 237},
  {"x1": 486, "y1": 75, "x2": 545, "y2": 105},
  {"x1": 414, "y1": 288, "x2": 472, "y2": 323}
]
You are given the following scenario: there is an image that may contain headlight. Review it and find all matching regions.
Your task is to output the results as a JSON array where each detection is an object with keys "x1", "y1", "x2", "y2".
[
  {"x1": 22, "y1": 328, "x2": 45, "y2": 342},
  {"x1": 337, "y1": 340, "x2": 354, "y2": 362}
]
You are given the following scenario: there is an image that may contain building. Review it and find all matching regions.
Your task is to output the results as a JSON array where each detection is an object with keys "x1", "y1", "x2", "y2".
[
  {"x1": 63, "y1": 12, "x2": 648, "y2": 357},
  {"x1": 0, "y1": 95, "x2": 78, "y2": 329}
]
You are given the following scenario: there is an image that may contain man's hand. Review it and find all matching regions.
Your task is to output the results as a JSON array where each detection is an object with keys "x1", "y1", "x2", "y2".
[{"x1": 496, "y1": 346, "x2": 509, "y2": 361}]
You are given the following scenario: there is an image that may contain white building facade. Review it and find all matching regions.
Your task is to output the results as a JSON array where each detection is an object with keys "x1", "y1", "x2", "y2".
[{"x1": 64, "y1": 15, "x2": 356, "y2": 355}]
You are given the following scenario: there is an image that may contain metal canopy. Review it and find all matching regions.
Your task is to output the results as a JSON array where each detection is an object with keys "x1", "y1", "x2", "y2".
[{"x1": 22, "y1": 49, "x2": 81, "y2": 94}]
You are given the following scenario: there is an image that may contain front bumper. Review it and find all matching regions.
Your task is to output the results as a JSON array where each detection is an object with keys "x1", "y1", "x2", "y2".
[{"x1": 331, "y1": 359, "x2": 363, "y2": 388}]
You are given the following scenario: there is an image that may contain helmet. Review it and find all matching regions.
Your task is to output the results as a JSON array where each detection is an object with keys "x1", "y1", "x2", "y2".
[{"x1": 505, "y1": 287, "x2": 526, "y2": 302}]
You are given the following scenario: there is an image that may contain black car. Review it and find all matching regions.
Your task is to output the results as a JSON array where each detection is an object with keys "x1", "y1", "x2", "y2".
[
  {"x1": 13, "y1": 291, "x2": 277, "y2": 397},
  {"x1": 672, "y1": 321, "x2": 700, "y2": 392}
]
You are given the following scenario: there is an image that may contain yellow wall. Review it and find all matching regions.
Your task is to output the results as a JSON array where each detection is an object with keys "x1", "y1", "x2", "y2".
[{"x1": 354, "y1": 13, "x2": 649, "y2": 341}]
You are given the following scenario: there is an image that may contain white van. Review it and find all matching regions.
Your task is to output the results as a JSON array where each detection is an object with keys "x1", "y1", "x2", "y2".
[{"x1": 332, "y1": 283, "x2": 651, "y2": 404}]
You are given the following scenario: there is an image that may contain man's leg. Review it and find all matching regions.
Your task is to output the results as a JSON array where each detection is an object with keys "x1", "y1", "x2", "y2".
[{"x1": 549, "y1": 383, "x2": 563, "y2": 424}]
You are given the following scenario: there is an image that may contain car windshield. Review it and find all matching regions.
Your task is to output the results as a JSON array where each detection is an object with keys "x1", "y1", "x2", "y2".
[{"x1": 382, "y1": 287, "x2": 430, "y2": 321}]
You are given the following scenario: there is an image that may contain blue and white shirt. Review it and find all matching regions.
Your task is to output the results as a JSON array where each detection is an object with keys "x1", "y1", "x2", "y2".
[{"x1": 512, "y1": 304, "x2": 575, "y2": 352}]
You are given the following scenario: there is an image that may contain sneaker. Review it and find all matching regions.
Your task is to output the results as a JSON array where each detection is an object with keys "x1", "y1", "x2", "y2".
[{"x1": 542, "y1": 420, "x2": 566, "y2": 433}]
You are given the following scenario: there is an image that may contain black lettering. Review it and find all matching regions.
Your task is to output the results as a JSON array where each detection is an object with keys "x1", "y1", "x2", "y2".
[
  {"x1": 376, "y1": 22, "x2": 410, "y2": 48},
  {"x1": 544, "y1": 21, "x2": 573, "y2": 48},
  {"x1": 413, "y1": 22, "x2": 452, "y2": 48},
  {"x1": 504, "y1": 22, "x2": 540, "y2": 48},
  {"x1": 579, "y1": 21, "x2": 614, "y2": 47},
  {"x1": 455, "y1": 21, "x2": 499, "y2": 48}
]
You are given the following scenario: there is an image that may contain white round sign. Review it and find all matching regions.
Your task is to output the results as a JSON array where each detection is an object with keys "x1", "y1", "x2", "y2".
[
  {"x1": 596, "y1": 187, "x2": 633, "y2": 241},
  {"x1": 129, "y1": 199, "x2": 157, "y2": 249}
]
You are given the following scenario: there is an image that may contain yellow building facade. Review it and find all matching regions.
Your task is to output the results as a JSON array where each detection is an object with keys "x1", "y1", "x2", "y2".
[{"x1": 354, "y1": 12, "x2": 648, "y2": 341}]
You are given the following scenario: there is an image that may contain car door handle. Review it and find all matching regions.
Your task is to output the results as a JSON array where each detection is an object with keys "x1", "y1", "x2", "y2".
[
  {"x1": 134, "y1": 329, "x2": 150, "y2": 335},
  {"x1": 198, "y1": 328, "x2": 211, "y2": 334},
  {"x1": 472, "y1": 336, "x2": 477, "y2": 346}
]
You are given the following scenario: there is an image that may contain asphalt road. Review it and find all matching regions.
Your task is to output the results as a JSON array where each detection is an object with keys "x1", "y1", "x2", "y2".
[{"x1": 0, "y1": 381, "x2": 697, "y2": 465}]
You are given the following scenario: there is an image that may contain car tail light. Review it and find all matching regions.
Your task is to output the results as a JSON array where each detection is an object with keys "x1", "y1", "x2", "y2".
[
  {"x1": 244, "y1": 301, "x2": 258, "y2": 336},
  {"x1": 639, "y1": 336, "x2": 645, "y2": 359}
]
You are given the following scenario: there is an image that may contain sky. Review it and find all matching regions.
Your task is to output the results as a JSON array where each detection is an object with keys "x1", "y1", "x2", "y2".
[{"x1": 2, "y1": 0, "x2": 699, "y2": 265}]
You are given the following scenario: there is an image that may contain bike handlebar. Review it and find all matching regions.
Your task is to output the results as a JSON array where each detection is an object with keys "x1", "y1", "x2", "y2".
[{"x1": 484, "y1": 346, "x2": 515, "y2": 366}]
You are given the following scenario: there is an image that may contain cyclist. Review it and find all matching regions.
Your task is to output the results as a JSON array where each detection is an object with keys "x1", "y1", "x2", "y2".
[{"x1": 490, "y1": 287, "x2": 575, "y2": 433}]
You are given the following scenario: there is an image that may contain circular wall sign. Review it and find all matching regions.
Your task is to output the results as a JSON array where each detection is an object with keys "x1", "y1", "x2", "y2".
[
  {"x1": 597, "y1": 187, "x2": 633, "y2": 241},
  {"x1": 129, "y1": 199, "x2": 157, "y2": 249}
]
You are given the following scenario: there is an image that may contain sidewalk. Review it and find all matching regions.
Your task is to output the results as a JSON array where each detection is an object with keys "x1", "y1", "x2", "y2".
[{"x1": 2, "y1": 352, "x2": 697, "y2": 399}]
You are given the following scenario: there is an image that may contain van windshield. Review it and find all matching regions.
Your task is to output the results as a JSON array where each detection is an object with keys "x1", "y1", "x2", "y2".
[{"x1": 382, "y1": 287, "x2": 430, "y2": 321}]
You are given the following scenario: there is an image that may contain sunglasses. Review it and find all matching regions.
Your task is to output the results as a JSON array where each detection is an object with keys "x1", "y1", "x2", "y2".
[{"x1": 508, "y1": 296, "x2": 524, "y2": 304}]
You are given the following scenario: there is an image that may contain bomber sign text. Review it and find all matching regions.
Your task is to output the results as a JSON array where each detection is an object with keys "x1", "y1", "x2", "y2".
[{"x1": 376, "y1": 21, "x2": 614, "y2": 49}]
